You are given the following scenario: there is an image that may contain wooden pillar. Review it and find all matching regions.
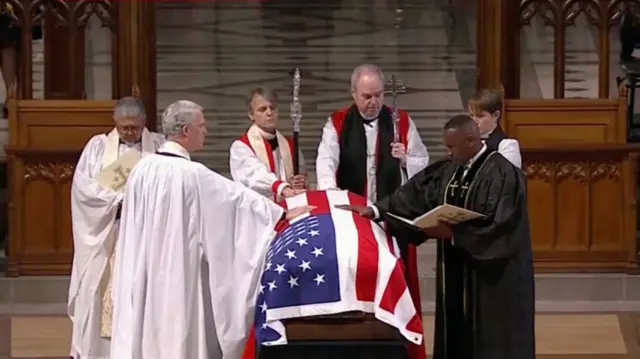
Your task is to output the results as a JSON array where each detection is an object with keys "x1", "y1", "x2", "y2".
[
  {"x1": 112, "y1": 1, "x2": 157, "y2": 131},
  {"x1": 43, "y1": 14, "x2": 85, "y2": 99},
  {"x1": 476, "y1": 0, "x2": 520, "y2": 97}
]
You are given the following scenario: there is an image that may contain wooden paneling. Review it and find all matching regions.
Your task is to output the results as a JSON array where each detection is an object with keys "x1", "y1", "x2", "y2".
[
  {"x1": 476, "y1": 0, "x2": 520, "y2": 96},
  {"x1": 112, "y1": 1, "x2": 158, "y2": 130},
  {"x1": 43, "y1": 11, "x2": 85, "y2": 99},
  {"x1": 5, "y1": 98, "x2": 115, "y2": 276},
  {"x1": 6, "y1": 0, "x2": 115, "y2": 99},
  {"x1": 503, "y1": 95, "x2": 638, "y2": 271},
  {"x1": 503, "y1": 98, "x2": 627, "y2": 146},
  {"x1": 524, "y1": 146, "x2": 639, "y2": 271}
]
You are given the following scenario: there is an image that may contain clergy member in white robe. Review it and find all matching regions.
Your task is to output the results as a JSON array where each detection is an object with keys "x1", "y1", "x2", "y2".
[
  {"x1": 68, "y1": 96, "x2": 165, "y2": 359},
  {"x1": 315, "y1": 65, "x2": 429, "y2": 358},
  {"x1": 316, "y1": 64, "x2": 430, "y2": 203},
  {"x1": 229, "y1": 86, "x2": 307, "y2": 201},
  {"x1": 110, "y1": 100, "x2": 312, "y2": 359},
  {"x1": 468, "y1": 87, "x2": 522, "y2": 168}
]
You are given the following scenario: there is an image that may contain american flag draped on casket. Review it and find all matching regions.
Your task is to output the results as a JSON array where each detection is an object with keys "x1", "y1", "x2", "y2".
[{"x1": 253, "y1": 190, "x2": 423, "y2": 346}]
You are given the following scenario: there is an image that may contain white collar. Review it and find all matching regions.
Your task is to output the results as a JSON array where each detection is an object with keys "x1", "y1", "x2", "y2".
[
  {"x1": 158, "y1": 141, "x2": 191, "y2": 160},
  {"x1": 467, "y1": 143, "x2": 487, "y2": 168},
  {"x1": 254, "y1": 125, "x2": 277, "y2": 140}
]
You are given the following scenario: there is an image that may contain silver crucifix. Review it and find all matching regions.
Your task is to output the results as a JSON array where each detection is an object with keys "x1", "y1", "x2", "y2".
[{"x1": 384, "y1": 74, "x2": 406, "y2": 143}]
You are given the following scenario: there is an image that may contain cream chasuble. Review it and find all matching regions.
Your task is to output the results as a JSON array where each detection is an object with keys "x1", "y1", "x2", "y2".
[{"x1": 68, "y1": 128, "x2": 163, "y2": 359}]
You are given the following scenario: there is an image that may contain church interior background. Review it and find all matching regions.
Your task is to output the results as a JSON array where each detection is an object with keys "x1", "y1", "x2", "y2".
[{"x1": 0, "y1": 0, "x2": 639, "y2": 357}]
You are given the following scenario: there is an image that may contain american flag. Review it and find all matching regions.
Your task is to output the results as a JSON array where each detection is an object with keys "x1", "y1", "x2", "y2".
[{"x1": 253, "y1": 190, "x2": 423, "y2": 346}]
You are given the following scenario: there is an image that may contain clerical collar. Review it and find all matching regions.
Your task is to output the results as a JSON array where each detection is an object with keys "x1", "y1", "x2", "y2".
[
  {"x1": 119, "y1": 138, "x2": 141, "y2": 146},
  {"x1": 255, "y1": 126, "x2": 276, "y2": 140},
  {"x1": 358, "y1": 111, "x2": 378, "y2": 126},
  {"x1": 362, "y1": 118, "x2": 377, "y2": 126},
  {"x1": 157, "y1": 141, "x2": 190, "y2": 160},
  {"x1": 467, "y1": 143, "x2": 487, "y2": 168},
  {"x1": 254, "y1": 126, "x2": 279, "y2": 150}
]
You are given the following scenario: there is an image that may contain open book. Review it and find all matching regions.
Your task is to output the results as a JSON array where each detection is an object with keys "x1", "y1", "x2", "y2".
[
  {"x1": 95, "y1": 150, "x2": 143, "y2": 192},
  {"x1": 385, "y1": 204, "x2": 485, "y2": 229}
]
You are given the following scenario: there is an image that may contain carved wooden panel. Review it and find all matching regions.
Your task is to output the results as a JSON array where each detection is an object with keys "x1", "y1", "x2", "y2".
[
  {"x1": 5, "y1": 98, "x2": 116, "y2": 276},
  {"x1": 517, "y1": 0, "x2": 639, "y2": 98},
  {"x1": 5, "y1": 149, "x2": 80, "y2": 275},
  {"x1": 5, "y1": 0, "x2": 115, "y2": 99},
  {"x1": 524, "y1": 147, "x2": 638, "y2": 271}
]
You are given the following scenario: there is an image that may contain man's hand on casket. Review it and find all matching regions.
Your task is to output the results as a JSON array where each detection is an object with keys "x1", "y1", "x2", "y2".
[
  {"x1": 421, "y1": 220, "x2": 453, "y2": 239},
  {"x1": 334, "y1": 204, "x2": 375, "y2": 219}
]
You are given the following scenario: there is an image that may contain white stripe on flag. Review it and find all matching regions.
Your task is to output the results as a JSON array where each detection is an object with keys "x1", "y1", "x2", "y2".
[
  {"x1": 285, "y1": 192, "x2": 310, "y2": 224},
  {"x1": 325, "y1": 190, "x2": 360, "y2": 307}
]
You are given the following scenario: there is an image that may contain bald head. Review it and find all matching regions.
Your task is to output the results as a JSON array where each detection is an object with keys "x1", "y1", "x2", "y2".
[
  {"x1": 443, "y1": 115, "x2": 484, "y2": 164},
  {"x1": 350, "y1": 64, "x2": 385, "y2": 120}
]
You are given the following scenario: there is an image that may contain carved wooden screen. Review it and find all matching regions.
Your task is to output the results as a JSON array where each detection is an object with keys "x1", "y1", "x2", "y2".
[
  {"x1": 518, "y1": 0, "x2": 638, "y2": 99},
  {"x1": 3, "y1": 0, "x2": 115, "y2": 100}
]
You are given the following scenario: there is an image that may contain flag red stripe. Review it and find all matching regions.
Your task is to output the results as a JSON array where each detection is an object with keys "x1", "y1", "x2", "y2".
[
  {"x1": 406, "y1": 312, "x2": 427, "y2": 359},
  {"x1": 240, "y1": 324, "x2": 256, "y2": 359},
  {"x1": 347, "y1": 192, "x2": 378, "y2": 302},
  {"x1": 378, "y1": 260, "x2": 406, "y2": 313},
  {"x1": 306, "y1": 190, "x2": 331, "y2": 216}
]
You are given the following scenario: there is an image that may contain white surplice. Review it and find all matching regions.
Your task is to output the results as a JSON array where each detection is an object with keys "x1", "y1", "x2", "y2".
[
  {"x1": 229, "y1": 125, "x2": 306, "y2": 200},
  {"x1": 68, "y1": 128, "x2": 165, "y2": 359},
  {"x1": 494, "y1": 139, "x2": 522, "y2": 169},
  {"x1": 316, "y1": 115, "x2": 430, "y2": 202},
  {"x1": 110, "y1": 141, "x2": 285, "y2": 359}
]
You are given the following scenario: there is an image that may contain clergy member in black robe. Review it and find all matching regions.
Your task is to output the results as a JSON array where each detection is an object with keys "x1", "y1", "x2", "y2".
[{"x1": 337, "y1": 114, "x2": 535, "y2": 359}]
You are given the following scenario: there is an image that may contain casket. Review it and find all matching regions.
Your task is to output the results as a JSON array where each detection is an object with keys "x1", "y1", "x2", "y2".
[
  {"x1": 258, "y1": 312, "x2": 408, "y2": 359},
  {"x1": 285, "y1": 311, "x2": 401, "y2": 341},
  {"x1": 255, "y1": 191, "x2": 418, "y2": 359}
]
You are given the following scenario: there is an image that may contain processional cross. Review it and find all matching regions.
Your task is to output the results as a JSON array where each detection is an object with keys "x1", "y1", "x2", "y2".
[
  {"x1": 291, "y1": 68, "x2": 302, "y2": 175},
  {"x1": 384, "y1": 74, "x2": 407, "y2": 143}
]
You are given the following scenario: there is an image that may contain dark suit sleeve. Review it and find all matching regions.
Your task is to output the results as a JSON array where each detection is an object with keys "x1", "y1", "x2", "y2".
[
  {"x1": 375, "y1": 158, "x2": 450, "y2": 218},
  {"x1": 374, "y1": 159, "x2": 452, "y2": 246},
  {"x1": 452, "y1": 167, "x2": 528, "y2": 262}
]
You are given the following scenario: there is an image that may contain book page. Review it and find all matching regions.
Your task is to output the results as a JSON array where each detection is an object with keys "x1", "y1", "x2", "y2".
[
  {"x1": 413, "y1": 204, "x2": 484, "y2": 229},
  {"x1": 95, "y1": 150, "x2": 142, "y2": 192}
]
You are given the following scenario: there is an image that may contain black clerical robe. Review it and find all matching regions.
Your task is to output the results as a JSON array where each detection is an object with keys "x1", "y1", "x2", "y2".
[{"x1": 375, "y1": 151, "x2": 535, "y2": 359}]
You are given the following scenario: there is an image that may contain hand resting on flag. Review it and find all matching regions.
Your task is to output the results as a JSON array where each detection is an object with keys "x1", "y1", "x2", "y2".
[
  {"x1": 334, "y1": 204, "x2": 374, "y2": 218},
  {"x1": 285, "y1": 205, "x2": 316, "y2": 220}
]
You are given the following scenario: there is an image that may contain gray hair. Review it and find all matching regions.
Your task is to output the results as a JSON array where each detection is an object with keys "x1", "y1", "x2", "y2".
[
  {"x1": 247, "y1": 86, "x2": 278, "y2": 112},
  {"x1": 161, "y1": 100, "x2": 203, "y2": 136},
  {"x1": 350, "y1": 64, "x2": 384, "y2": 92},
  {"x1": 113, "y1": 96, "x2": 146, "y2": 118}
]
